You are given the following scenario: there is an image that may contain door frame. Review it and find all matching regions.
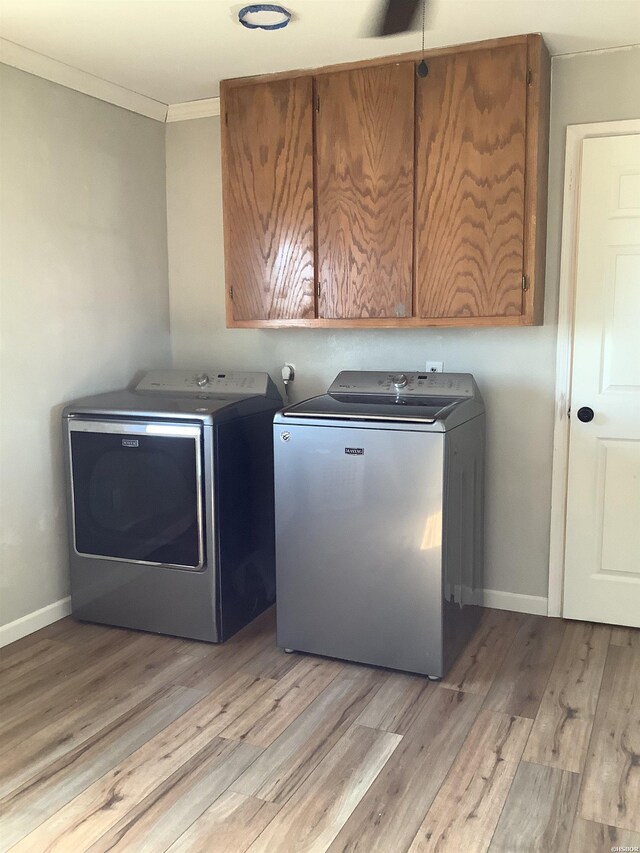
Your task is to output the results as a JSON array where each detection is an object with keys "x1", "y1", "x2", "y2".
[{"x1": 547, "y1": 118, "x2": 640, "y2": 617}]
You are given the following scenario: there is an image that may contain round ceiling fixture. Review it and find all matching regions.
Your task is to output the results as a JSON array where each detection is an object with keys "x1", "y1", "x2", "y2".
[{"x1": 238, "y1": 4, "x2": 292, "y2": 31}]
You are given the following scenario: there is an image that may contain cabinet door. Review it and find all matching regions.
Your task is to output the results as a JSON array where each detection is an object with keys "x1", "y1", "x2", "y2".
[
  {"x1": 416, "y1": 45, "x2": 527, "y2": 320},
  {"x1": 316, "y1": 63, "x2": 414, "y2": 319},
  {"x1": 222, "y1": 78, "x2": 315, "y2": 322}
]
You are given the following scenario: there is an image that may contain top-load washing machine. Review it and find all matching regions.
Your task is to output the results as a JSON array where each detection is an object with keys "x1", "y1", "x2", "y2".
[
  {"x1": 273, "y1": 371, "x2": 485, "y2": 678},
  {"x1": 63, "y1": 369, "x2": 282, "y2": 642}
]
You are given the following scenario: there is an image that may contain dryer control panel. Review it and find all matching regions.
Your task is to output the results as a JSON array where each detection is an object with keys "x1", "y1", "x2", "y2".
[
  {"x1": 328, "y1": 371, "x2": 475, "y2": 397},
  {"x1": 135, "y1": 370, "x2": 274, "y2": 396}
]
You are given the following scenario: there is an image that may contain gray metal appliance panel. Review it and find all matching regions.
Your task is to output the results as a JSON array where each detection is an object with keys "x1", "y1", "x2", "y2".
[
  {"x1": 64, "y1": 422, "x2": 220, "y2": 641},
  {"x1": 327, "y1": 371, "x2": 475, "y2": 396},
  {"x1": 69, "y1": 557, "x2": 219, "y2": 641},
  {"x1": 63, "y1": 390, "x2": 279, "y2": 424},
  {"x1": 275, "y1": 423, "x2": 445, "y2": 675}
]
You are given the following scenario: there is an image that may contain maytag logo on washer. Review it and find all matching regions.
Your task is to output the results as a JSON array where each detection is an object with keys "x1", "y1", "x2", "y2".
[
  {"x1": 345, "y1": 447, "x2": 364, "y2": 455},
  {"x1": 122, "y1": 438, "x2": 139, "y2": 448},
  {"x1": 280, "y1": 431, "x2": 291, "y2": 442}
]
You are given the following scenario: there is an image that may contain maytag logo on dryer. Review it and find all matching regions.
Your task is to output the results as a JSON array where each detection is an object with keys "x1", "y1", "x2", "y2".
[
  {"x1": 345, "y1": 447, "x2": 364, "y2": 455},
  {"x1": 122, "y1": 438, "x2": 139, "y2": 448}
]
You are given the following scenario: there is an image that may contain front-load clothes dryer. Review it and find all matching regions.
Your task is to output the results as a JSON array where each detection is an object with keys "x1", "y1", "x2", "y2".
[
  {"x1": 63, "y1": 370, "x2": 282, "y2": 642},
  {"x1": 273, "y1": 371, "x2": 485, "y2": 679}
]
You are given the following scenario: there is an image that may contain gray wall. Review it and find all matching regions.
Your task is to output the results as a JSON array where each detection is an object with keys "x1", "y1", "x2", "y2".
[
  {"x1": 0, "y1": 65, "x2": 171, "y2": 633},
  {"x1": 2, "y1": 44, "x2": 637, "y2": 636},
  {"x1": 166, "y1": 46, "x2": 640, "y2": 603}
]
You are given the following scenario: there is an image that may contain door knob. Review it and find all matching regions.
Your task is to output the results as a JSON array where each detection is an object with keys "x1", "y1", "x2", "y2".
[{"x1": 577, "y1": 406, "x2": 595, "y2": 422}]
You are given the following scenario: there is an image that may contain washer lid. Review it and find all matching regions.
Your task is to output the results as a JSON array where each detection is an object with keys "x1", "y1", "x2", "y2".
[
  {"x1": 282, "y1": 393, "x2": 464, "y2": 424},
  {"x1": 281, "y1": 371, "x2": 484, "y2": 427}
]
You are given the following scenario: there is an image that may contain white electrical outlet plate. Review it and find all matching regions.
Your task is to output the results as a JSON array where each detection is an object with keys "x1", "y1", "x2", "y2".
[{"x1": 425, "y1": 361, "x2": 444, "y2": 372}]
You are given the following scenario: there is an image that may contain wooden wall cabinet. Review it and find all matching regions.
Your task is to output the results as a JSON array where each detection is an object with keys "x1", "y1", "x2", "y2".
[{"x1": 221, "y1": 34, "x2": 550, "y2": 328}]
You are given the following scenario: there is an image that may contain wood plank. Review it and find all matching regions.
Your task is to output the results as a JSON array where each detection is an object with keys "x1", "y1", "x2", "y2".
[
  {"x1": 220, "y1": 656, "x2": 342, "y2": 747},
  {"x1": 231, "y1": 668, "x2": 385, "y2": 804},
  {"x1": 579, "y1": 644, "x2": 640, "y2": 831},
  {"x1": 176, "y1": 624, "x2": 275, "y2": 693},
  {"x1": 0, "y1": 686, "x2": 203, "y2": 849},
  {"x1": 11, "y1": 673, "x2": 276, "y2": 852},
  {"x1": 441, "y1": 608, "x2": 525, "y2": 696},
  {"x1": 167, "y1": 792, "x2": 280, "y2": 853},
  {"x1": 246, "y1": 725, "x2": 401, "y2": 852},
  {"x1": 610, "y1": 625, "x2": 640, "y2": 649},
  {"x1": 0, "y1": 617, "x2": 76, "y2": 653},
  {"x1": 416, "y1": 43, "x2": 527, "y2": 320},
  {"x1": 222, "y1": 76, "x2": 315, "y2": 322},
  {"x1": 569, "y1": 817, "x2": 640, "y2": 853},
  {"x1": 0, "y1": 639, "x2": 69, "y2": 684},
  {"x1": 87, "y1": 740, "x2": 261, "y2": 853},
  {"x1": 327, "y1": 687, "x2": 483, "y2": 853},
  {"x1": 0, "y1": 616, "x2": 132, "y2": 655},
  {"x1": 489, "y1": 762, "x2": 581, "y2": 852},
  {"x1": 0, "y1": 639, "x2": 196, "y2": 753},
  {"x1": 407, "y1": 710, "x2": 532, "y2": 853},
  {"x1": 0, "y1": 652, "x2": 202, "y2": 799},
  {"x1": 48, "y1": 618, "x2": 139, "y2": 648},
  {"x1": 316, "y1": 63, "x2": 414, "y2": 319},
  {"x1": 483, "y1": 615, "x2": 565, "y2": 718},
  {"x1": 0, "y1": 628, "x2": 136, "y2": 709},
  {"x1": 239, "y1": 643, "x2": 301, "y2": 681},
  {"x1": 522, "y1": 621, "x2": 610, "y2": 773},
  {"x1": 355, "y1": 671, "x2": 432, "y2": 734}
]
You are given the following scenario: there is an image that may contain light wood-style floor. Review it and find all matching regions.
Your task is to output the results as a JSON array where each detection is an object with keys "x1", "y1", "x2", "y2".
[{"x1": 1, "y1": 607, "x2": 638, "y2": 852}]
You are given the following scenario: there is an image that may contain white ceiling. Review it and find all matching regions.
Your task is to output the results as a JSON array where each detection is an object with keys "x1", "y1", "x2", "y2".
[{"x1": 1, "y1": 0, "x2": 640, "y2": 106}]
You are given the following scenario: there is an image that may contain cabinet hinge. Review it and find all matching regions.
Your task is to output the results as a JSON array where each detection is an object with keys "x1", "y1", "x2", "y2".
[
  {"x1": 316, "y1": 281, "x2": 321, "y2": 299},
  {"x1": 522, "y1": 274, "x2": 528, "y2": 291},
  {"x1": 229, "y1": 287, "x2": 234, "y2": 300},
  {"x1": 527, "y1": 68, "x2": 533, "y2": 86},
  {"x1": 316, "y1": 95, "x2": 320, "y2": 113},
  {"x1": 225, "y1": 111, "x2": 228, "y2": 126}
]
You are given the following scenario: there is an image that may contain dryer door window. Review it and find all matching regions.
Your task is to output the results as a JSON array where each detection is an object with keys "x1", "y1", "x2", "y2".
[{"x1": 69, "y1": 422, "x2": 204, "y2": 569}]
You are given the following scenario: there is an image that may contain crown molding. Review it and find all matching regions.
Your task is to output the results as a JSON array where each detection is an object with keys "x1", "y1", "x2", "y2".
[
  {"x1": 0, "y1": 38, "x2": 168, "y2": 122},
  {"x1": 166, "y1": 98, "x2": 221, "y2": 122}
]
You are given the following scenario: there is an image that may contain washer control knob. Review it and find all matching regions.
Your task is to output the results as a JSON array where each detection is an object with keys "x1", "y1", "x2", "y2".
[
  {"x1": 195, "y1": 373, "x2": 209, "y2": 387},
  {"x1": 392, "y1": 373, "x2": 408, "y2": 389}
]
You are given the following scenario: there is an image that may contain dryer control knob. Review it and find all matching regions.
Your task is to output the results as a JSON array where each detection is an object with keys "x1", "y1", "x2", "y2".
[
  {"x1": 195, "y1": 373, "x2": 209, "y2": 387},
  {"x1": 392, "y1": 373, "x2": 408, "y2": 389}
]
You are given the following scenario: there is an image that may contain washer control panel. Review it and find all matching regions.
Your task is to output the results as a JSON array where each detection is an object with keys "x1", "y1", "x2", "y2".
[
  {"x1": 328, "y1": 371, "x2": 474, "y2": 397},
  {"x1": 136, "y1": 370, "x2": 270, "y2": 395}
]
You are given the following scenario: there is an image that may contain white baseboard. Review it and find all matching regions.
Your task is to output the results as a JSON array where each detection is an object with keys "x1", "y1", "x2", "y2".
[
  {"x1": 479, "y1": 589, "x2": 549, "y2": 616},
  {"x1": 0, "y1": 597, "x2": 72, "y2": 648}
]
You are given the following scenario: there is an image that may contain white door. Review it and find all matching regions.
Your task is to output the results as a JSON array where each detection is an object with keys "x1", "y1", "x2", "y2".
[{"x1": 563, "y1": 134, "x2": 640, "y2": 627}]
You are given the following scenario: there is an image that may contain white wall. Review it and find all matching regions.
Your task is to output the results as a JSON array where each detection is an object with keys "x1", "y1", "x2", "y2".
[{"x1": 0, "y1": 65, "x2": 171, "y2": 640}]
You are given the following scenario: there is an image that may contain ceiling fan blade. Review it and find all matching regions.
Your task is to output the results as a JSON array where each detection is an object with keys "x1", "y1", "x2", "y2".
[{"x1": 374, "y1": 0, "x2": 422, "y2": 37}]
